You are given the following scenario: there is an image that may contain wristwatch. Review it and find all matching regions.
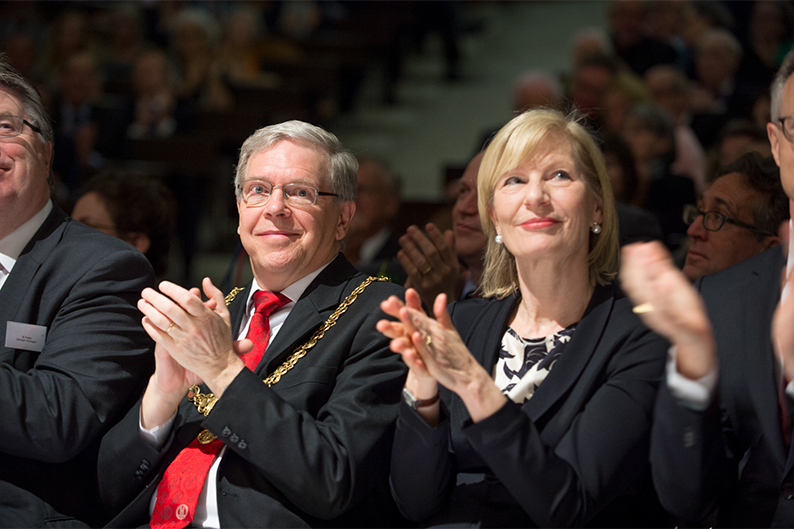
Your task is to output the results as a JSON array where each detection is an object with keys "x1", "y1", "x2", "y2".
[{"x1": 402, "y1": 387, "x2": 440, "y2": 410}]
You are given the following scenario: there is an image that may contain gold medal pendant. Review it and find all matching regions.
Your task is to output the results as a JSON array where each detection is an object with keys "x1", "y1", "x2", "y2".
[{"x1": 197, "y1": 429, "x2": 217, "y2": 444}]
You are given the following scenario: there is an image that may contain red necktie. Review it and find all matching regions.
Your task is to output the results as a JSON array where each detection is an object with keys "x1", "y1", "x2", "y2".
[{"x1": 150, "y1": 290, "x2": 290, "y2": 528}]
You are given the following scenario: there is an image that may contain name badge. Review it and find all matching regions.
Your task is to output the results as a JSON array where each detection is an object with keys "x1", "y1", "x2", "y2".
[{"x1": 5, "y1": 322, "x2": 47, "y2": 352}]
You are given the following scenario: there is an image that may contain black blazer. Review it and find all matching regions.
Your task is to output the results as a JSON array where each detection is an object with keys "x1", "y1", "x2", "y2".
[
  {"x1": 98, "y1": 254, "x2": 408, "y2": 528},
  {"x1": 0, "y1": 204, "x2": 154, "y2": 527},
  {"x1": 651, "y1": 246, "x2": 794, "y2": 527},
  {"x1": 390, "y1": 283, "x2": 668, "y2": 527}
]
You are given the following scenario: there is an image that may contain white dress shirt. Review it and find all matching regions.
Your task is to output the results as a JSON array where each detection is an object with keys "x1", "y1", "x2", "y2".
[
  {"x1": 0, "y1": 201, "x2": 52, "y2": 291},
  {"x1": 142, "y1": 260, "x2": 330, "y2": 528}
]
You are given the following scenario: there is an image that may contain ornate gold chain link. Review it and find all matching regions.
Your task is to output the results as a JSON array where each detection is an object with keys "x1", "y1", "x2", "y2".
[{"x1": 188, "y1": 276, "x2": 389, "y2": 443}]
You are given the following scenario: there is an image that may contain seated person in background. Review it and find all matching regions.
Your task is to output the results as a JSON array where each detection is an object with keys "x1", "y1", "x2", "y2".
[
  {"x1": 644, "y1": 64, "x2": 707, "y2": 194},
  {"x1": 398, "y1": 150, "x2": 486, "y2": 307},
  {"x1": 71, "y1": 172, "x2": 177, "y2": 278},
  {"x1": 705, "y1": 119, "x2": 772, "y2": 181},
  {"x1": 379, "y1": 109, "x2": 669, "y2": 527},
  {"x1": 97, "y1": 120, "x2": 407, "y2": 528},
  {"x1": 621, "y1": 103, "x2": 697, "y2": 251},
  {"x1": 127, "y1": 49, "x2": 177, "y2": 139},
  {"x1": 342, "y1": 155, "x2": 403, "y2": 281},
  {"x1": 682, "y1": 151, "x2": 787, "y2": 282},
  {"x1": 0, "y1": 56, "x2": 154, "y2": 527},
  {"x1": 600, "y1": 132, "x2": 664, "y2": 246}
]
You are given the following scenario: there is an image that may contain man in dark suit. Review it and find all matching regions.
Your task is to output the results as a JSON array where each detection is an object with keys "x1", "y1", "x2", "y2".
[
  {"x1": 620, "y1": 49, "x2": 794, "y2": 527},
  {"x1": 98, "y1": 121, "x2": 407, "y2": 527},
  {"x1": 0, "y1": 59, "x2": 154, "y2": 526}
]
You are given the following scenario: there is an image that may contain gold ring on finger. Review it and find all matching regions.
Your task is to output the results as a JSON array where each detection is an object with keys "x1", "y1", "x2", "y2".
[
  {"x1": 425, "y1": 334, "x2": 433, "y2": 347},
  {"x1": 421, "y1": 265, "x2": 432, "y2": 275},
  {"x1": 632, "y1": 302, "x2": 655, "y2": 314},
  {"x1": 166, "y1": 322, "x2": 175, "y2": 333}
]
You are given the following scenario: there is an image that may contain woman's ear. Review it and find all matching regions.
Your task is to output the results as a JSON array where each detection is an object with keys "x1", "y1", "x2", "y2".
[
  {"x1": 593, "y1": 193, "x2": 604, "y2": 226},
  {"x1": 487, "y1": 204, "x2": 499, "y2": 236}
]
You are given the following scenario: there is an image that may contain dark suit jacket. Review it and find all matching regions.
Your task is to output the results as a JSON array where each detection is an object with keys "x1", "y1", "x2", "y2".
[
  {"x1": 98, "y1": 254, "x2": 408, "y2": 528},
  {"x1": 0, "y1": 204, "x2": 154, "y2": 527},
  {"x1": 390, "y1": 283, "x2": 669, "y2": 527},
  {"x1": 651, "y1": 246, "x2": 794, "y2": 527}
]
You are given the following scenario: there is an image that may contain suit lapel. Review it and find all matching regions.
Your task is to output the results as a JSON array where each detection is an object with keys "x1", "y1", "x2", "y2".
[
  {"x1": 524, "y1": 284, "x2": 613, "y2": 422},
  {"x1": 0, "y1": 206, "x2": 68, "y2": 325}
]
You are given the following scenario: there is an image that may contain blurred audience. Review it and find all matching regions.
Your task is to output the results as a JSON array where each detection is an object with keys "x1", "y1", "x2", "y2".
[
  {"x1": 98, "y1": 5, "x2": 146, "y2": 96},
  {"x1": 569, "y1": 27, "x2": 612, "y2": 71},
  {"x1": 37, "y1": 10, "x2": 95, "y2": 90},
  {"x1": 601, "y1": 132, "x2": 664, "y2": 246},
  {"x1": 601, "y1": 70, "x2": 650, "y2": 134},
  {"x1": 169, "y1": 8, "x2": 232, "y2": 112},
  {"x1": 706, "y1": 119, "x2": 772, "y2": 181},
  {"x1": 644, "y1": 64, "x2": 707, "y2": 192},
  {"x1": 513, "y1": 70, "x2": 564, "y2": 112},
  {"x1": 607, "y1": 0, "x2": 677, "y2": 76},
  {"x1": 621, "y1": 103, "x2": 697, "y2": 251},
  {"x1": 50, "y1": 52, "x2": 102, "y2": 195},
  {"x1": 569, "y1": 53, "x2": 619, "y2": 127},
  {"x1": 216, "y1": 7, "x2": 267, "y2": 86},
  {"x1": 127, "y1": 49, "x2": 177, "y2": 139}
]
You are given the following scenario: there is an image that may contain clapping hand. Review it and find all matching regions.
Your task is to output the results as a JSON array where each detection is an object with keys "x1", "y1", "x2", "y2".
[
  {"x1": 620, "y1": 242, "x2": 716, "y2": 380},
  {"x1": 398, "y1": 224, "x2": 462, "y2": 307}
]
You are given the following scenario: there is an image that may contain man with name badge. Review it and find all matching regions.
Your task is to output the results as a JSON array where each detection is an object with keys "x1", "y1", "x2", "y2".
[{"x1": 0, "y1": 58, "x2": 154, "y2": 526}]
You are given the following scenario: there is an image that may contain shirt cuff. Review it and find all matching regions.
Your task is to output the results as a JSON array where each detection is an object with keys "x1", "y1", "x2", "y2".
[
  {"x1": 139, "y1": 408, "x2": 177, "y2": 449},
  {"x1": 665, "y1": 346, "x2": 717, "y2": 411},
  {"x1": 785, "y1": 379, "x2": 794, "y2": 399}
]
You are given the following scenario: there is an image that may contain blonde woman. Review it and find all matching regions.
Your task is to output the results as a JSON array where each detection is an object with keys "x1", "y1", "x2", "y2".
[{"x1": 378, "y1": 109, "x2": 668, "y2": 527}]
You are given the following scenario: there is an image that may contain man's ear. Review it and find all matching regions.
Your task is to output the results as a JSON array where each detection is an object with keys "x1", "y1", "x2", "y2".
[
  {"x1": 336, "y1": 201, "x2": 356, "y2": 241},
  {"x1": 768, "y1": 121, "x2": 782, "y2": 168}
]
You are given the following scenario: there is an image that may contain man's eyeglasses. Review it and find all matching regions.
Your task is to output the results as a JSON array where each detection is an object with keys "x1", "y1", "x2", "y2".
[
  {"x1": 682, "y1": 204, "x2": 775, "y2": 237},
  {"x1": 0, "y1": 115, "x2": 42, "y2": 138},
  {"x1": 776, "y1": 114, "x2": 794, "y2": 142},
  {"x1": 237, "y1": 180, "x2": 337, "y2": 207}
]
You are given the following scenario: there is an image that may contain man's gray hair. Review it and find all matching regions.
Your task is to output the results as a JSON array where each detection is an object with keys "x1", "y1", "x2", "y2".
[
  {"x1": 235, "y1": 120, "x2": 357, "y2": 202},
  {"x1": 771, "y1": 50, "x2": 794, "y2": 121},
  {"x1": 0, "y1": 54, "x2": 53, "y2": 145}
]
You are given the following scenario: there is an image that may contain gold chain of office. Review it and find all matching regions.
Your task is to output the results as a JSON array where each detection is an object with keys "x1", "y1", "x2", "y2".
[{"x1": 188, "y1": 276, "x2": 390, "y2": 444}]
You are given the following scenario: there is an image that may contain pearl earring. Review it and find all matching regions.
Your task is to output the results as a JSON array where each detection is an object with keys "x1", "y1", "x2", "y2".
[
  {"x1": 591, "y1": 222, "x2": 601, "y2": 234},
  {"x1": 495, "y1": 234, "x2": 503, "y2": 244}
]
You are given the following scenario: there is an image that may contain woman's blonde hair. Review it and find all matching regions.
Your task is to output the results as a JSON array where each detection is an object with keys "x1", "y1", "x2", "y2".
[{"x1": 478, "y1": 108, "x2": 619, "y2": 298}]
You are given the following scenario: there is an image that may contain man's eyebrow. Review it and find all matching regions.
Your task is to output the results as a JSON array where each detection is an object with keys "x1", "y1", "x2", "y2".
[{"x1": 711, "y1": 195, "x2": 737, "y2": 216}]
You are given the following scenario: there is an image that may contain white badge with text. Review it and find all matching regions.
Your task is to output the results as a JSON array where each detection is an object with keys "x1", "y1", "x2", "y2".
[{"x1": 5, "y1": 322, "x2": 47, "y2": 352}]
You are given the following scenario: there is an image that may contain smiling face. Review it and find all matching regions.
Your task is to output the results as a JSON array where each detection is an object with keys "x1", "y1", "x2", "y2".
[
  {"x1": 682, "y1": 172, "x2": 776, "y2": 281},
  {"x1": 488, "y1": 138, "x2": 602, "y2": 268},
  {"x1": 237, "y1": 140, "x2": 355, "y2": 291},
  {"x1": 0, "y1": 87, "x2": 52, "y2": 240}
]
